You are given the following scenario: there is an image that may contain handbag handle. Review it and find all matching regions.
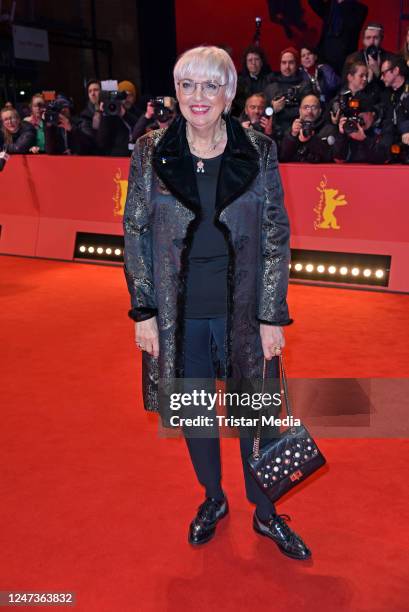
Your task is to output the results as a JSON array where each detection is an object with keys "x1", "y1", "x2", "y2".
[{"x1": 252, "y1": 354, "x2": 294, "y2": 458}]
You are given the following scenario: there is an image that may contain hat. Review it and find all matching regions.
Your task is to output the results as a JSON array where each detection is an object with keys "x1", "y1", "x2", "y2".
[
  {"x1": 280, "y1": 47, "x2": 300, "y2": 64},
  {"x1": 118, "y1": 80, "x2": 137, "y2": 97}
]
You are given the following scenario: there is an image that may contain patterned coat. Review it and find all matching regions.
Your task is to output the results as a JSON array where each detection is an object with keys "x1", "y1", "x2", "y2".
[{"x1": 123, "y1": 114, "x2": 292, "y2": 426}]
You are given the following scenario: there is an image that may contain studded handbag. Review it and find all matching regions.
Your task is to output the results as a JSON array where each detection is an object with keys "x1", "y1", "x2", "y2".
[{"x1": 247, "y1": 355, "x2": 326, "y2": 503}]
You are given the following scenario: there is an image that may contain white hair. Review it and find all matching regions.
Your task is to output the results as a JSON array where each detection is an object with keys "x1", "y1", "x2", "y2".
[{"x1": 173, "y1": 46, "x2": 237, "y2": 113}]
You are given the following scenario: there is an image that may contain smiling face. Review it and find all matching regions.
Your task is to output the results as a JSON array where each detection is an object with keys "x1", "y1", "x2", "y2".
[
  {"x1": 301, "y1": 48, "x2": 316, "y2": 70},
  {"x1": 281, "y1": 52, "x2": 297, "y2": 77},
  {"x1": 1, "y1": 110, "x2": 20, "y2": 134},
  {"x1": 176, "y1": 75, "x2": 226, "y2": 130}
]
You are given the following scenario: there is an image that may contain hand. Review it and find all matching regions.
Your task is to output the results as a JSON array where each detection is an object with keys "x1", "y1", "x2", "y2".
[
  {"x1": 135, "y1": 317, "x2": 159, "y2": 358},
  {"x1": 272, "y1": 96, "x2": 286, "y2": 113},
  {"x1": 241, "y1": 120, "x2": 251, "y2": 129},
  {"x1": 29, "y1": 146, "x2": 40, "y2": 154},
  {"x1": 145, "y1": 101, "x2": 155, "y2": 120},
  {"x1": 349, "y1": 124, "x2": 366, "y2": 141},
  {"x1": 291, "y1": 118, "x2": 302, "y2": 137},
  {"x1": 367, "y1": 55, "x2": 380, "y2": 78},
  {"x1": 260, "y1": 115, "x2": 273, "y2": 136},
  {"x1": 260, "y1": 324, "x2": 285, "y2": 360},
  {"x1": 58, "y1": 114, "x2": 72, "y2": 131},
  {"x1": 338, "y1": 116, "x2": 348, "y2": 135},
  {"x1": 401, "y1": 133, "x2": 409, "y2": 146},
  {"x1": 330, "y1": 109, "x2": 341, "y2": 125},
  {"x1": 0, "y1": 151, "x2": 10, "y2": 161},
  {"x1": 299, "y1": 128, "x2": 313, "y2": 143}
]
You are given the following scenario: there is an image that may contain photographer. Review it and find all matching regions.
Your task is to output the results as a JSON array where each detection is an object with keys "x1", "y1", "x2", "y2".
[
  {"x1": 380, "y1": 55, "x2": 409, "y2": 163},
  {"x1": 280, "y1": 94, "x2": 336, "y2": 162},
  {"x1": 264, "y1": 47, "x2": 311, "y2": 143},
  {"x1": 235, "y1": 45, "x2": 274, "y2": 114},
  {"x1": 0, "y1": 107, "x2": 36, "y2": 154},
  {"x1": 45, "y1": 95, "x2": 93, "y2": 155},
  {"x1": 96, "y1": 88, "x2": 138, "y2": 156},
  {"x1": 328, "y1": 60, "x2": 369, "y2": 125},
  {"x1": 346, "y1": 23, "x2": 392, "y2": 97},
  {"x1": 333, "y1": 96, "x2": 392, "y2": 163},
  {"x1": 79, "y1": 79, "x2": 102, "y2": 154},
  {"x1": 300, "y1": 45, "x2": 341, "y2": 103},
  {"x1": 132, "y1": 97, "x2": 177, "y2": 141},
  {"x1": 240, "y1": 93, "x2": 273, "y2": 137}
]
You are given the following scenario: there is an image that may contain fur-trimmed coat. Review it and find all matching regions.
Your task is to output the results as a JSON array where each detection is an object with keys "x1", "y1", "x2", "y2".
[{"x1": 123, "y1": 114, "x2": 292, "y2": 426}]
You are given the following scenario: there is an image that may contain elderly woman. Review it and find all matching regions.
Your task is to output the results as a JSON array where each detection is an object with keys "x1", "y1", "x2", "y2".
[{"x1": 123, "y1": 46, "x2": 311, "y2": 560}]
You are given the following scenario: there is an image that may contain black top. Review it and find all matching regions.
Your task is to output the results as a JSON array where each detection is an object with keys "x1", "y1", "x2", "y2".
[{"x1": 185, "y1": 153, "x2": 228, "y2": 318}]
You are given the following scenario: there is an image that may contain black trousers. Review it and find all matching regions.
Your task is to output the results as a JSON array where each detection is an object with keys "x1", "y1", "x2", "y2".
[{"x1": 182, "y1": 317, "x2": 277, "y2": 520}]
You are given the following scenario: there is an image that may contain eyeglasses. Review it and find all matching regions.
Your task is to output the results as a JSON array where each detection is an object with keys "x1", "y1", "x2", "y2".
[
  {"x1": 302, "y1": 104, "x2": 320, "y2": 111},
  {"x1": 381, "y1": 68, "x2": 392, "y2": 77},
  {"x1": 178, "y1": 79, "x2": 226, "y2": 98}
]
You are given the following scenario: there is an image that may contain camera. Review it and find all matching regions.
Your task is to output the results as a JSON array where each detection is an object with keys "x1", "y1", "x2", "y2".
[
  {"x1": 100, "y1": 90, "x2": 127, "y2": 116},
  {"x1": 44, "y1": 100, "x2": 66, "y2": 126},
  {"x1": 301, "y1": 120, "x2": 314, "y2": 138},
  {"x1": 342, "y1": 98, "x2": 365, "y2": 134},
  {"x1": 275, "y1": 85, "x2": 302, "y2": 108},
  {"x1": 151, "y1": 97, "x2": 174, "y2": 123},
  {"x1": 366, "y1": 45, "x2": 379, "y2": 60}
]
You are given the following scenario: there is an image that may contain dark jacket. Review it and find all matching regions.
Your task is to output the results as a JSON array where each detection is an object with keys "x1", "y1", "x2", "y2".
[
  {"x1": 333, "y1": 126, "x2": 393, "y2": 163},
  {"x1": 299, "y1": 64, "x2": 341, "y2": 102},
  {"x1": 0, "y1": 122, "x2": 36, "y2": 153},
  {"x1": 45, "y1": 117, "x2": 94, "y2": 155},
  {"x1": 309, "y1": 0, "x2": 368, "y2": 75},
  {"x1": 264, "y1": 74, "x2": 312, "y2": 142},
  {"x1": 123, "y1": 115, "x2": 292, "y2": 426},
  {"x1": 234, "y1": 68, "x2": 274, "y2": 115},
  {"x1": 79, "y1": 101, "x2": 102, "y2": 154},
  {"x1": 280, "y1": 118, "x2": 337, "y2": 162},
  {"x1": 96, "y1": 111, "x2": 138, "y2": 156}
]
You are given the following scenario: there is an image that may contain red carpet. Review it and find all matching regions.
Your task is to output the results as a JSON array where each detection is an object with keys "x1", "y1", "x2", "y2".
[{"x1": 1, "y1": 255, "x2": 408, "y2": 611}]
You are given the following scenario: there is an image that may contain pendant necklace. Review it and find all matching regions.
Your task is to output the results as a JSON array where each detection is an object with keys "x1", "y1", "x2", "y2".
[{"x1": 186, "y1": 123, "x2": 225, "y2": 173}]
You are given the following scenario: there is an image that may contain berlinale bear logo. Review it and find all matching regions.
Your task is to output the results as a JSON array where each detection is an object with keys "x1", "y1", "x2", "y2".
[
  {"x1": 113, "y1": 168, "x2": 129, "y2": 216},
  {"x1": 314, "y1": 175, "x2": 348, "y2": 230}
]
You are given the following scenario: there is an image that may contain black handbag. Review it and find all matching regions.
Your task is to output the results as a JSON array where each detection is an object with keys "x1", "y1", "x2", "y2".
[{"x1": 247, "y1": 355, "x2": 326, "y2": 503}]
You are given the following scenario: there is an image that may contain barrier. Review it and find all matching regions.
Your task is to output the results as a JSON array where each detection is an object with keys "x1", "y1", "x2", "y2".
[{"x1": 1, "y1": 156, "x2": 408, "y2": 292}]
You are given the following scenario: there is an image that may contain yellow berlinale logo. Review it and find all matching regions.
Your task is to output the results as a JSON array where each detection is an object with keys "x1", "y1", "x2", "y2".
[
  {"x1": 113, "y1": 168, "x2": 129, "y2": 216},
  {"x1": 314, "y1": 175, "x2": 347, "y2": 230}
]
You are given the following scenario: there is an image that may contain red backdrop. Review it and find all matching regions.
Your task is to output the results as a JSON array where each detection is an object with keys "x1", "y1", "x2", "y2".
[{"x1": 175, "y1": 0, "x2": 403, "y2": 71}]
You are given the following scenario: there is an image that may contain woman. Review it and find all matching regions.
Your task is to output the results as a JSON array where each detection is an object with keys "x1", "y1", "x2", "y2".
[
  {"x1": 328, "y1": 60, "x2": 369, "y2": 125},
  {"x1": 401, "y1": 24, "x2": 409, "y2": 68},
  {"x1": 24, "y1": 94, "x2": 46, "y2": 153},
  {"x1": 234, "y1": 45, "x2": 273, "y2": 115},
  {"x1": 300, "y1": 45, "x2": 341, "y2": 103},
  {"x1": 123, "y1": 46, "x2": 311, "y2": 560},
  {"x1": 0, "y1": 107, "x2": 36, "y2": 153}
]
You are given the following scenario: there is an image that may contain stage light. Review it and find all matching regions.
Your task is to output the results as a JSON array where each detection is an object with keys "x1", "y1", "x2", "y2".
[
  {"x1": 79, "y1": 246, "x2": 86, "y2": 253},
  {"x1": 363, "y1": 269, "x2": 371, "y2": 277},
  {"x1": 351, "y1": 268, "x2": 359, "y2": 276},
  {"x1": 19, "y1": 90, "x2": 25, "y2": 96},
  {"x1": 340, "y1": 267, "x2": 348, "y2": 275},
  {"x1": 375, "y1": 269, "x2": 384, "y2": 278},
  {"x1": 294, "y1": 263, "x2": 303, "y2": 271},
  {"x1": 328, "y1": 266, "x2": 336, "y2": 274},
  {"x1": 317, "y1": 265, "x2": 325, "y2": 273},
  {"x1": 88, "y1": 246, "x2": 95, "y2": 253},
  {"x1": 305, "y1": 264, "x2": 314, "y2": 272},
  {"x1": 97, "y1": 247, "x2": 103, "y2": 254},
  {"x1": 114, "y1": 248, "x2": 121, "y2": 256},
  {"x1": 106, "y1": 248, "x2": 112, "y2": 255}
]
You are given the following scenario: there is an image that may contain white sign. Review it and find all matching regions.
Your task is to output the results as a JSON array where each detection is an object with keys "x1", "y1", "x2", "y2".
[{"x1": 12, "y1": 25, "x2": 49, "y2": 62}]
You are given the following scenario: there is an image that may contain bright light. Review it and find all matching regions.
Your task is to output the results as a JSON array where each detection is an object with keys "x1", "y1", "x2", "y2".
[
  {"x1": 114, "y1": 248, "x2": 121, "y2": 256},
  {"x1": 294, "y1": 263, "x2": 303, "y2": 271},
  {"x1": 289, "y1": 263, "x2": 292, "y2": 269},
  {"x1": 79, "y1": 246, "x2": 86, "y2": 253},
  {"x1": 363, "y1": 269, "x2": 371, "y2": 277},
  {"x1": 317, "y1": 265, "x2": 325, "y2": 273},
  {"x1": 97, "y1": 247, "x2": 103, "y2": 254},
  {"x1": 106, "y1": 248, "x2": 112, "y2": 255},
  {"x1": 88, "y1": 246, "x2": 95, "y2": 253},
  {"x1": 375, "y1": 269, "x2": 384, "y2": 278},
  {"x1": 340, "y1": 267, "x2": 348, "y2": 275},
  {"x1": 351, "y1": 268, "x2": 359, "y2": 276},
  {"x1": 328, "y1": 266, "x2": 336, "y2": 274},
  {"x1": 19, "y1": 90, "x2": 25, "y2": 96},
  {"x1": 305, "y1": 264, "x2": 314, "y2": 272}
]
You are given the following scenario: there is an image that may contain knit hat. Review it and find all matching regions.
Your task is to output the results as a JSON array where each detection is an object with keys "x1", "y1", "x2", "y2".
[
  {"x1": 118, "y1": 80, "x2": 137, "y2": 97},
  {"x1": 280, "y1": 47, "x2": 300, "y2": 64}
]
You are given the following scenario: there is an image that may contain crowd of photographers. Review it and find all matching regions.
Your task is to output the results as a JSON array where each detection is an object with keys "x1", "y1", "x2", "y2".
[{"x1": 1, "y1": 20, "x2": 409, "y2": 170}]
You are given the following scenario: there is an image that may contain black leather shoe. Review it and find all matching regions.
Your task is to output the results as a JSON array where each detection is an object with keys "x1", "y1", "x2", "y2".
[
  {"x1": 253, "y1": 512, "x2": 312, "y2": 560},
  {"x1": 188, "y1": 496, "x2": 229, "y2": 545}
]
